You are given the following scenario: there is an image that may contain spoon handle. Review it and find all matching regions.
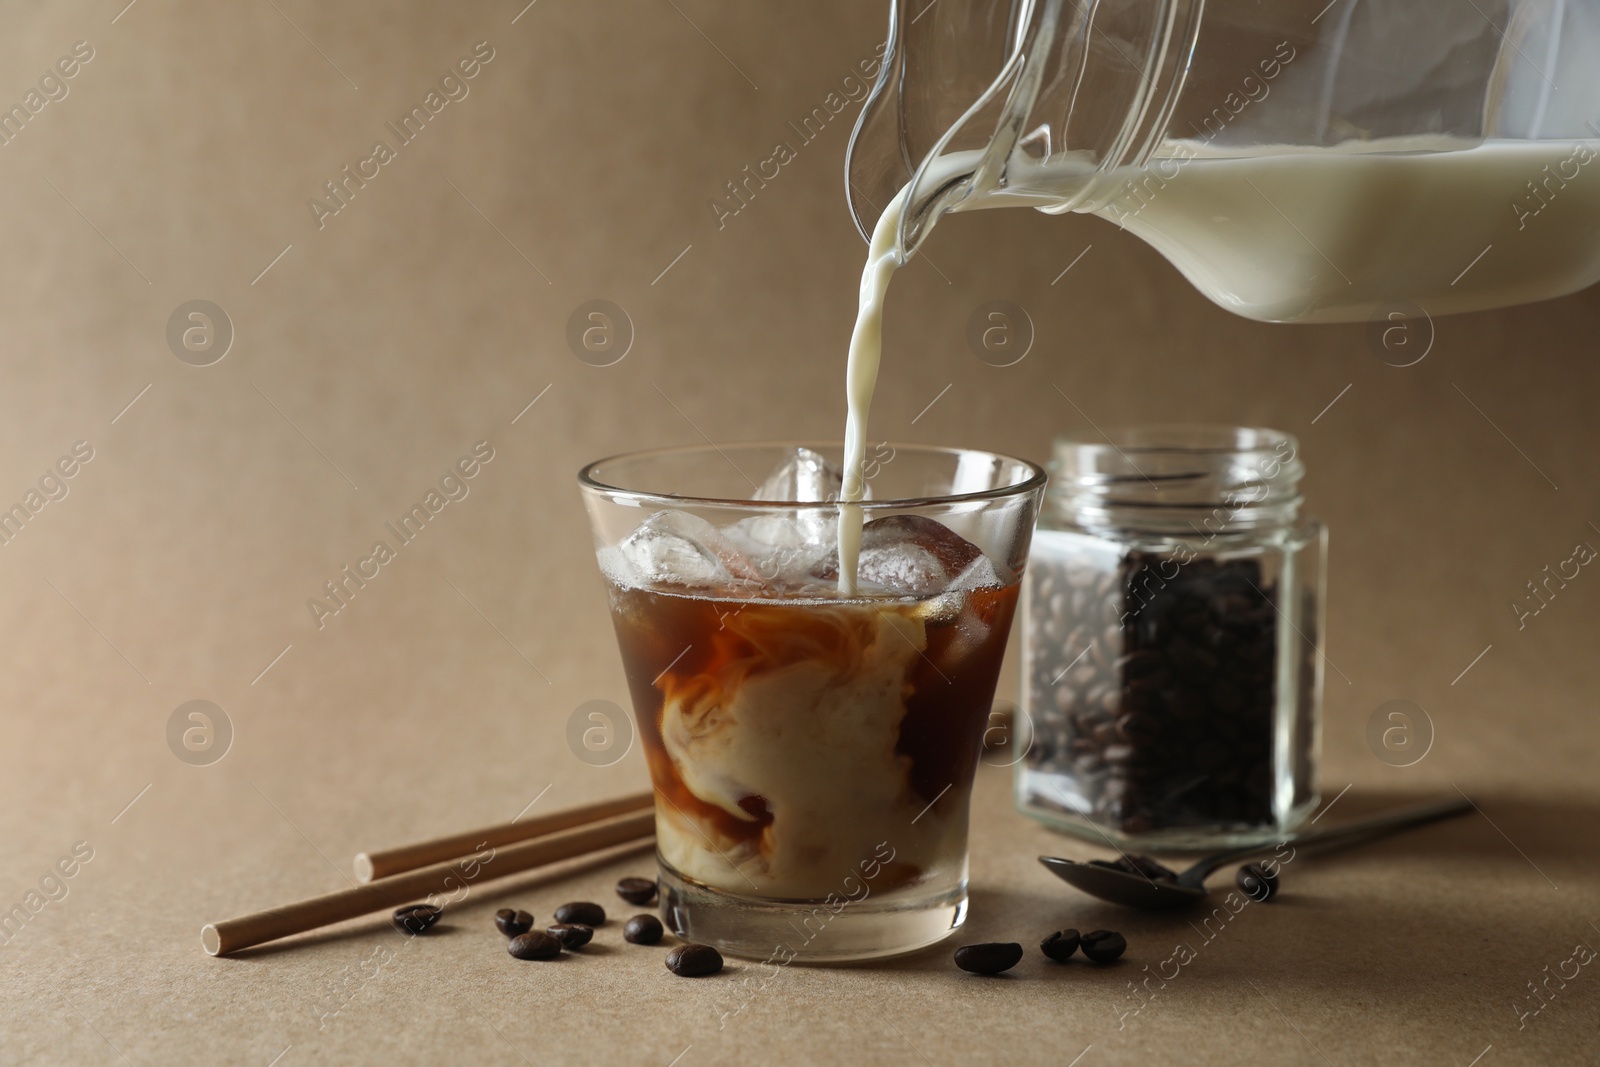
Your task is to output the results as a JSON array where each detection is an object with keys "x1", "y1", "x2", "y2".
[{"x1": 1190, "y1": 796, "x2": 1475, "y2": 881}]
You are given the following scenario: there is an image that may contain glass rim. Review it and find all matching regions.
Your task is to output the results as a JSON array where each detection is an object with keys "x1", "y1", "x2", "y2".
[{"x1": 577, "y1": 440, "x2": 1047, "y2": 511}]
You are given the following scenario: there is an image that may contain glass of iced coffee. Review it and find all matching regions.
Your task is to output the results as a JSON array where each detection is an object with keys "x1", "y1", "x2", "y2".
[{"x1": 579, "y1": 442, "x2": 1044, "y2": 961}]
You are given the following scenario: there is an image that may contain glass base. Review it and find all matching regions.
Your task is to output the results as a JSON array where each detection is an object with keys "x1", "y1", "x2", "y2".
[{"x1": 658, "y1": 860, "x2": 967, "y2": 963}]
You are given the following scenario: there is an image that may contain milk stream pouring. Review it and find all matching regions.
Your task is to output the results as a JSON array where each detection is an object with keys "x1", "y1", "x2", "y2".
[
  {"x1": 838, "y1": 183, "x2": 912, "y2": 594},
  {"x1": 840, "y1": 158, "x2": 978, "y2": 593}
]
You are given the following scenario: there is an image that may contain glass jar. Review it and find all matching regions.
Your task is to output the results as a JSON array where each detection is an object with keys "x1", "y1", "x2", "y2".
[{"x1": 1016, "y1": 425, "x2": 1326, "y2": 849}]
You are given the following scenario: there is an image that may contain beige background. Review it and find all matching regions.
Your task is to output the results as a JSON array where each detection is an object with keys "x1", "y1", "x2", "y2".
[{"x1": 1, "y1": 1, "x2": 1597, "y2": 1064}]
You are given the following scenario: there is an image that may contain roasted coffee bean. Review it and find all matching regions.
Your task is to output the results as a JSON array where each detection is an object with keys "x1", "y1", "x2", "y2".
[
  {"x1": 391, "y1": 903, "x2": 441, "y2": 935},
  {"x1": 553, "y1": 901, "x2": 606, "y2": 926},
  {"x1": 1080, "y1": 930, "x2": 1127, "y2": 964},
  {"x1": 953, "y1": 942, "x2": 1024, "y2": 975},
  {"x1": 1236, "y1": 862, "x2": 1280, "y2": 901},
  {"x1": 624, "y1": 914, "x2": 664, "y2": 945},
  {"x1": 494, "y1": 909, "x2": 533, "y2": 937},
  {"x1": 1116, "y1": 712, "x2": 1160, "y2": 742},
  {"x1": 507, "y1": 931, "x2": 562, "y2": 960},
  {"x1": 1114, "y1": 854, "x2": 1180, "y2": 882},
  {"x1": 1121, "y1": 812, "x2": 1153, "y2": 835},
  {"x1": 615, "y1": 877, "x2": 658, "y2": 905},
  {"x1": 1101, "y1": 743, "x2": 1135, "y2": 764},
  {"x1": 1040, "y1": 929, "x2": 1080, "y2": 962},
  {"x1": 1120, "y1": 649, "x2": 1165, "y2": 680},
  {"x1": 665, "y1": 944, "x2": 723, "y2": 977},
  {"x1": 547, "y1": 923, "x2": 594, "y2": 949}
]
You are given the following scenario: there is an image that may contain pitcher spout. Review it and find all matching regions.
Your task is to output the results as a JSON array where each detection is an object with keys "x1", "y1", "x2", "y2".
[{"x1": 846, "y1": 0, "x2": 1061, "y2": 257}]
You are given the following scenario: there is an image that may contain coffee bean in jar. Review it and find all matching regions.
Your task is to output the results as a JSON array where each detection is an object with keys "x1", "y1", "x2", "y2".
[{"x1": 1017, "y1": 426, "x2": 1326, "y2": 849}]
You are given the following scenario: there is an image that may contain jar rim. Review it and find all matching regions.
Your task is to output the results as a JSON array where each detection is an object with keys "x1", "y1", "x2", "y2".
[
  {"x1": 1055, "y1": 423, "x2": 1295, "y2": 457},
  {"x1": 1050, "y1": 423, "x2": 1304, "y2": 533}
]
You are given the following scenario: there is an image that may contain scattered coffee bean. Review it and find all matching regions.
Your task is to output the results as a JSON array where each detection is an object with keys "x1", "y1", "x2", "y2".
[
  {"x1": 1079, "y1": 930, "x2": 1127, "y2": 964},
  {"x1": 954, "y1": 942, "x2": 1024, "y2": 975},
  {"x1": 554, "y1": 901, "x2": 606, "y2": 926},
  {"x1": 507, "y1": 931, "x2": 562, "y2": 960},
  {"x1": 666, "y1": 943, "x2": 723, "y2": 977},
  {"x1": 615, "y1": 877, "x2": 658, "y2": 905},
  {"x1": 391, "y1": 903, "x2": 441, "y2": 935},
  {"x1": 548, "y1": 923, "x2": 594, "y2": 950},
  {"x1": 494, "y1": 909, "x2": 533, "y2": 937},
  {"x1": 1040, "y1": 929, "x2": 1081, "y2": 962},
  {"x1": 624, "y1": 914, "x2": 664, "y2": 945},
  {"x1": 1236, "y1": 862, "x2": 1280, "y2": 902}
]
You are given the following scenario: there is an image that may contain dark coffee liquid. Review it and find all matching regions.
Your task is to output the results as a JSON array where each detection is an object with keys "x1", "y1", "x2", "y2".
[{"x1": 607, "y1": 581, "x2": 1019, "y2": 892}]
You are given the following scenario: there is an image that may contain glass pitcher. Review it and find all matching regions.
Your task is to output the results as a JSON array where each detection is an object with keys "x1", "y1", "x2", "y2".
[{"x1": 846, "y1": 0, "x2": 1600, "y2": 323}]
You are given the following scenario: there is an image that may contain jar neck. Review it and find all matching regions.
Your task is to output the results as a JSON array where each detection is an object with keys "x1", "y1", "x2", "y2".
[{"x1": 1048, "y1": 425, "x2": 1304, "y2": 538}]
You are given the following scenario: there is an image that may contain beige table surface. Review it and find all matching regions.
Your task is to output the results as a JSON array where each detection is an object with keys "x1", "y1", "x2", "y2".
[{"x1": 2, "y1": 1, "x2": 1599, "y2": 1064}]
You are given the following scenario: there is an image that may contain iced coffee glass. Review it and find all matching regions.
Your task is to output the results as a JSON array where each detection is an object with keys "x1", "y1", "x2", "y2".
[{"x1": 580, "y1": 442, "x2": 1045, "y2": 961}]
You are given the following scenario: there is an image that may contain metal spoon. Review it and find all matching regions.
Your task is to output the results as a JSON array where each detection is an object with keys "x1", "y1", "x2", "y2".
[{"x1": 1038, "y1": 797, "x2": 1474, "y2": 910}]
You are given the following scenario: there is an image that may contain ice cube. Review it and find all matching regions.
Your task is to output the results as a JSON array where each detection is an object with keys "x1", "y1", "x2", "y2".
[
  {"x1": 865, "y1": 515, "x2": 984, "y2": 575},
  {"x1": 740, "y1": 447, "x2": 847, "y2": 564},
  {"x1": 609, "y1": 510, "x2": 759, "y2": 589},
  {"x1": 947, "y1": 551, "x2": 1010, "y2": 592},
  {"x1": 723, "y1": 514, "x2": 836, "y2": 589},
  {"x1": 918, "y1": 550, "x2": 1015, "y2": 660},
  {"x1": 753, "y1": 447, "x2": 844, "y2": 503},
  {"x1": 918, "y1": 553, "x2": 1006, "y2": 623},
  {"x1": 821, "y1": 515, "x2": 986, "y2": 597}
]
